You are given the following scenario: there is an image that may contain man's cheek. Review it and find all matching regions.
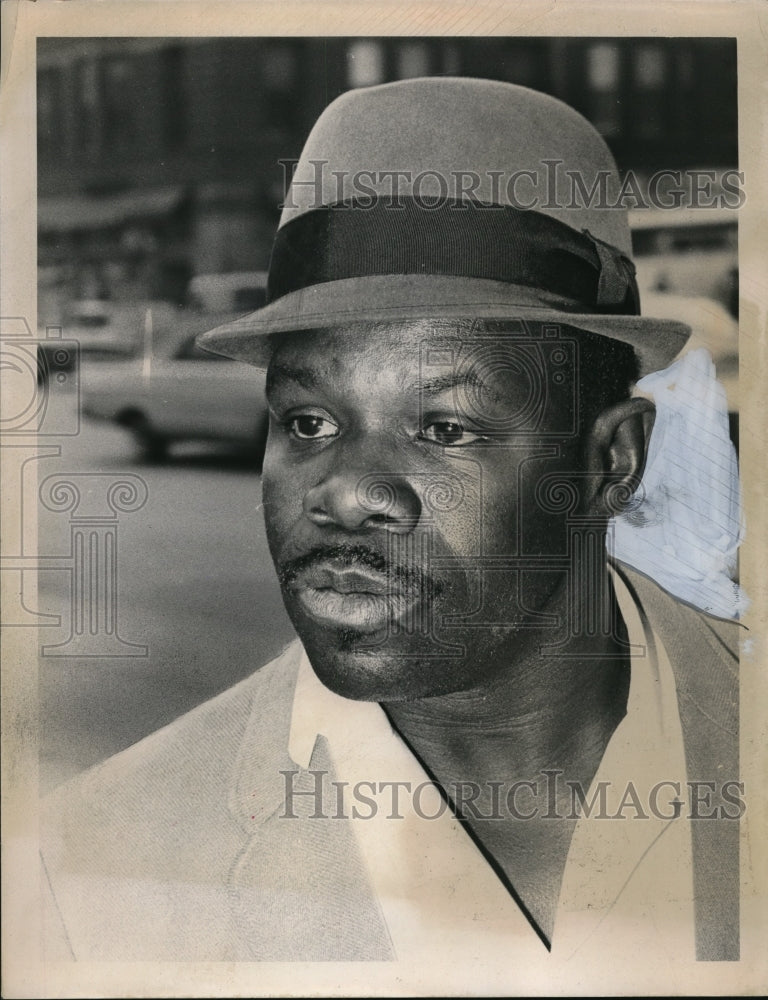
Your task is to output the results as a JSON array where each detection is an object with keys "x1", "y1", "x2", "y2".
[
  {"x1": 260, "y1": 465, "x2": 297, "y2": 560},
  {"x1": 260, "y1": 430, "x2": 285, "y2": 489}
]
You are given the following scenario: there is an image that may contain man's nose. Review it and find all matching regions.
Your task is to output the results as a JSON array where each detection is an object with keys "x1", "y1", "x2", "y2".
[{"x1": 303, "y1": 462, "x2": 422, "y2": 533}]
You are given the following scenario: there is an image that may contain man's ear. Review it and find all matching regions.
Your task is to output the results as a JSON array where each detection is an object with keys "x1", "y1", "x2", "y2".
[{"x1": 582, "y1": 397, "x2": 656, "y2": 517}]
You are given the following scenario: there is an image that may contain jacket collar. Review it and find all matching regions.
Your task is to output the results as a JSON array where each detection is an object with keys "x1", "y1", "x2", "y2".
[{"x1": 227, "y1": 640, "x2": 305, "y2": 830}]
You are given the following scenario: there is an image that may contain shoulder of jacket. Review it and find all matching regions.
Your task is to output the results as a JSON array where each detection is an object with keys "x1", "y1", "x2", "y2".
[
  {"x1": 614, "y1": 562, "x2": 742, "y2": 660},
  {"x1": 43, "y1": 637, "x2": 304, "y2": 818}
]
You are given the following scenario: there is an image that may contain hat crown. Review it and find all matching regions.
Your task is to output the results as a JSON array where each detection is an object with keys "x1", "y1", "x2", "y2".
[
  {"x1": 282, "y1": 76, "x2": 631, "y2": 257},
  {"x1": 196, "y1": 75, "x2": 690, "y2": 377}
]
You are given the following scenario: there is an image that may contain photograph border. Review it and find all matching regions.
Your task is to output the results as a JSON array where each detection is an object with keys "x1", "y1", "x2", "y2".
[{"x1": 2, "y1": 1, "x2": 766, "y2": 996}]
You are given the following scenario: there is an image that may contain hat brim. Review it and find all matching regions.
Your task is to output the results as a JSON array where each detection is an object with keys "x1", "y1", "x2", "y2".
[{"x1": 197, "y1": 274, "x2": 690, "y2": 377}]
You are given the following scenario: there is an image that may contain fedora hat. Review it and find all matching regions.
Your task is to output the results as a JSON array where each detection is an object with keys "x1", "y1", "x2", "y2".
[{"x1": 198, "y1": 77, "x2": 689, "y2": 375}]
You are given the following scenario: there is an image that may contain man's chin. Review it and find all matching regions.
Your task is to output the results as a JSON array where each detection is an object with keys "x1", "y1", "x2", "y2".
[
  {"x1": 296, "y1": 625, "x2": 413, "y2": 701},
  {"x1": 295, "y1": 624, "x2": 478, "y2": 703},
  {"x1": 283, "y1": 586, "x2": 509, "y2": 702}
]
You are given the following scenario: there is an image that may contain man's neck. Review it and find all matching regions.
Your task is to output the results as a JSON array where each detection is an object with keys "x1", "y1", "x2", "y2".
[
  {"x1": 380, "y1": 575, "x2": 632, "y2": 946},
  {"x1": 383, "y1": 642, "x2": 629, "y2": 787},
  {"x1": 381, "y1": 577, "x2": 631, "y2": 785}
]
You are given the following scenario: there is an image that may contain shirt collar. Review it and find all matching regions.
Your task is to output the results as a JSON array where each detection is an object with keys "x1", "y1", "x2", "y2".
[{"x1": 288, "y1": 649, "x2": 395, "y2": 771}]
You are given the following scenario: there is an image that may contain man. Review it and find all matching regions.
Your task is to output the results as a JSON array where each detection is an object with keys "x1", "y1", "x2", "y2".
[{"x1": 41, "y1": 78, "x2": 743, "y2": 970}]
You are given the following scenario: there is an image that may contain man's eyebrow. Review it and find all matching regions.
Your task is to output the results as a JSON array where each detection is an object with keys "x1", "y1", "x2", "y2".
[
  {"x1": 266, "y1": 362, "x2": 320, "y2": 393},
  {"x1": 266, "y1": 363, "x2": 504, "y2": 401},
  {"x1": 413, "y1": 370, "x2": 500, "y2": 400}
]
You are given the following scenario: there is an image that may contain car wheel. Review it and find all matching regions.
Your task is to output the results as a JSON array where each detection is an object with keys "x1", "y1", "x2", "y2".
[{"x1": 122, "y1": 412, "x2": 168, "y2": 463}]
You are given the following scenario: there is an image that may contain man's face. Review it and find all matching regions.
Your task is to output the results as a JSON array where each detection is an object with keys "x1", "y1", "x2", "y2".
[{"x1": 262, "y1": 320, "x2": 587, "y2": 702}]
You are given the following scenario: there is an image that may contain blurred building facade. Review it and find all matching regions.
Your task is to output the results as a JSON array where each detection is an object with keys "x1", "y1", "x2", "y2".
[{"x1": 37, "y1": 36, "x2": 738, "y2": 322}]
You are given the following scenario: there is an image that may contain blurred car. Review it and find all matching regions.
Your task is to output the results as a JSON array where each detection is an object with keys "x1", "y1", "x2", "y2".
[
  {"x1": 38, "y1": 300, "x2": 179, "y2": 383},
  {"x1": 630, "y1": 207, "x2": 738, "y2": 317},
  {"x1": 80, "y1": 311, "x2": 269, "y2": 465}
]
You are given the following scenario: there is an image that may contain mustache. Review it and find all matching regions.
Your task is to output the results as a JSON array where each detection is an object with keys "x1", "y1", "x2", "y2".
[{"x1": 277, "y1": 543, "x2": 443, "y2": 596}]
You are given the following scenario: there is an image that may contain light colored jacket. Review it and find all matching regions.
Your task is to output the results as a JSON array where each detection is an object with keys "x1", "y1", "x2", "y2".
[{"x1": 41, "y1": 564, "x2": 740, "y2": 962}]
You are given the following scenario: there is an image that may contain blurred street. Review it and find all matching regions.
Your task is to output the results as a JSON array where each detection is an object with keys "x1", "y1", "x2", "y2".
[{"x1": 36, "y1": 392, "x2": 295, "y2": 793}]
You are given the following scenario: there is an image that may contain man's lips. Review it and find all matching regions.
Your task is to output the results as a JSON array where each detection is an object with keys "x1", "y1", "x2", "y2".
[
  {"x1": 295, "y1": 588, "x2": 414, "y2": 631},
  {"x1": 289, "y1": 561, "x2": 418, "y2": 631},
  {"x1": 296, "y1": 564, "x2": 397, "y2": 595},
  {"x1": 278, "y1": 544, "x2": 442, "y2": 632}
]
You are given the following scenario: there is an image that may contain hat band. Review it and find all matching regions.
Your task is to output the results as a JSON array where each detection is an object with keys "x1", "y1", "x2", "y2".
[{"x1": 267, "y1": 197, "x2": 640, "y2": 316}]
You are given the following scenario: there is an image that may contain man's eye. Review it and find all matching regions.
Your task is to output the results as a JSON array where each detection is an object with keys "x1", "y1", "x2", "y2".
[
  {"x1": 420, "y1": 421, "x2": 484, "y2": 447},
  {"x1": 288, "y1": 414, "x2": 339, "y2": 440}
]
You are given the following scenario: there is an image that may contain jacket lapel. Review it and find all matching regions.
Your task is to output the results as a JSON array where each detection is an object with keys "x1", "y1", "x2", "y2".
[{"x1": 225, "y1": 641, "x2": 393, "y2": 960}]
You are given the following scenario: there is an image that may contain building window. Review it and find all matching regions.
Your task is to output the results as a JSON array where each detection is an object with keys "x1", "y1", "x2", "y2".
[
  {"x1": 634, "y1": 45, "x2": 666, "y2": 89},
  {"x1": 37, "y1": 67, "x2": 62, "y2": 159},
  {"x1": 262, "y1": 45, "x2": 297, "y2": 88},
  {"x1": 632, "y1": 44, "x2": 667, "y2": 140},
  {"x1": 347, "y1": 40, "x2": 384, "y2": 88},
  {"x1": 677, "y1": 49, "x2": 695, "y2": 88},
  {"x1": 102, "y1": 56, "x2": 138, "y2": 152},
  {"x1": 586, "y1": 42, "x2": 622, "y2": 137},
  {"x1": 75, "y1": 57, "x2": 101, "y2": 154},
  {"x1": 587, "y1": 42, "x2": 620, "y2": 91},
  {"x1": 162, "y1": 45, "x2": 188, "y2": 149},
  {"x1": 441, "y1": 43, "x2": 461, "y2": 76},
  {"x1": 396, "y1": 42, "x2": 430, "y2": 79},
  {"x1": 500, "y1": 42, "x2": 549, "y2": 90},
  {"x1": 261, "y1": 43, "x2": 299, "y2": 130}
]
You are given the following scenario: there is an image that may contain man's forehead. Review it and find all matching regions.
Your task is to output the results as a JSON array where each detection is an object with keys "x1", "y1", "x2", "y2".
[
  {"x1": 270, "y1": 319, "x2": 464, "y2": 354},
  {"x1": 265, "y1": 318, "x2": 547, "y2": 372},
  {"x1": 266, "y1": 321, "x2": 458, "y2": 383},
  {"x1": 264, "y1": 320, "x2": 564, "y2": 413}
]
